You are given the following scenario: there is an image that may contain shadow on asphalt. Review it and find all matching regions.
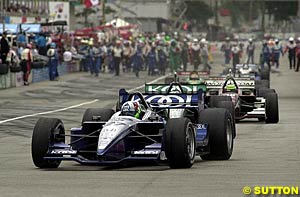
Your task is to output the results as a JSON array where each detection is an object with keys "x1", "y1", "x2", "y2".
[{"x1": 34, "y1": 158, "x2": 216, "y2": 172}]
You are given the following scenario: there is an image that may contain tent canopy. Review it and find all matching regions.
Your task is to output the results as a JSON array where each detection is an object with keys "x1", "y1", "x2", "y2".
[
  {"x1": 20, "y1": 24, "x2": 41, "y2": 33},
  {"x1": 0, "y1": 24, "x2": 18, "y2": 34},
  {"x1": 105, "y1": 18, "x2": 130, "y2": 27}
]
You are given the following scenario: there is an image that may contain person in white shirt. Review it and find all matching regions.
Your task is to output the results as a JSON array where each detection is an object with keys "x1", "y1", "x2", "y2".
[
  {"x1": 112, "y1": 40, "x2": 123, "y2": 76},
  {"x1": 20, "y1": 44, "x2": 33, "y2": 85}
]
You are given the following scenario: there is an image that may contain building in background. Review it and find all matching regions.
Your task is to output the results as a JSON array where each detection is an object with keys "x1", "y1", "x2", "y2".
[{"x1": 106, "y1": 0, "x2": 170, "y2": 32}]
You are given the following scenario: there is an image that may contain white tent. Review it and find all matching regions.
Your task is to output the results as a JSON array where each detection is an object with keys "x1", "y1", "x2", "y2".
[{"x1": 105, "y1": 18, "x2": 130, "y2": 27}]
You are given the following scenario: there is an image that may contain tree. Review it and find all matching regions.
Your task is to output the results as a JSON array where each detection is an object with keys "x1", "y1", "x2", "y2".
[
  {"x1": 185, "y1": 2, "x2": 213, "y2": 27},
  {"x1": 265, "y1": 1, "x2": 297, "y2": 21}
]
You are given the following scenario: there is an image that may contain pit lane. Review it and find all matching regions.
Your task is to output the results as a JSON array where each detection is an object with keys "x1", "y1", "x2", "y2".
[{"x1": 0, "y1": 54, "x2": 299, "y2": 196}]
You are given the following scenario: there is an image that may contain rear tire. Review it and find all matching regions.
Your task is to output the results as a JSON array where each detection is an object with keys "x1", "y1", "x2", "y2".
[
  {"x1": 209, "y1": 95, "x2": 232, "y2": 108},
  {"x1": 265, "y1": 93, "x2": 279, "y2": 123},
  {"x1": 31, "y1": 118, "x2": 65, "y2": 168},
  {"x1": 10, "y1": 66, "x2": 22, "y2": 73},
  {"x1": 198, "y1": 109, "x2": 234, "y2": 160},
  {"x1": 79, "y1": 108, "x2": 115, "y2": 159},
  {"x1": 82, "y1": 108, "x2": 115, "y2": 125},
  {"x1": 0, "y1": 64, "x2": 9, "y2": 75},
  {"x1": 257, "y1": 87, "x2": 276, "y2": 98},
  {"x1": 255, "y1": 79, "x2": 270, "y2": 89},
  {"x1": 165, "y1": 118, "x2": 196, "y2": 168},
  {"x1": 260, "y1": 67, "x2": 270, "y2": 80}
]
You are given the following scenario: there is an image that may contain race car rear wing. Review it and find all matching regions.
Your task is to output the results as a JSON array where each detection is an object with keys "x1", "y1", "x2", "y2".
[
  {"x1": 145, "y1": 83, "x2": 206, "y2": 94},
  {"x1": 205, "y1": 78, "x2": 255, "y2": 89},
  {"x1": 176, "y1": 71, "x2": 210, "y2": 76},
  {"x1": 119, "y1": 86, "x2": 205, "y2": 109}
]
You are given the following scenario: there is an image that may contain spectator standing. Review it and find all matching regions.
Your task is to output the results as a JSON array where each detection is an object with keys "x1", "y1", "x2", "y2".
[
  {"x1": 132, "y1": 41, "x2": 144, "y2": 78},
  {"x1": 221, "y1": 37, "x2": 232, "y2": 65},
  {"x1": 147, "y1": 44, "x2": 157, "y2": 76},
  {"x1": 92, "y1": 42, "x2": 102, "y2": 77},
  {"x1": 157, "y1": 44, "x2": 167, "y2": 75},
  {"x1": 284, "y1": 37, "x2": 297, "y2": 70},
  {"x1": 20, "y1": 44, "x2": 33, "y2": 85},
  {"x1": 295, "y1": 37, "x2": 300, "y2": 72},
  {"x1": 123, "y1": 41, "x2": 133, "y2": 72},
  {"x1": 169, "y1": 40, "x2": 181, "y2": 72},
  {"x1": 17, "y1": 31, "x2": 27, "y2": 46},
  {"x1": 246, "y1": 38, "x2": 255, "y2": 64},
  {"x1": 47, "y1": 43, "x2": 59, "y2": 81},
  {"x1": 181, "y1": 39, "x2": 189, "y2": 71},
  {"x1": 261, "y1": 41, "x2": 271, "y2": 70},
  {"x1": 112, "y1": 40, "x2": 123, "y2": 76},
  {"x1": 190, "y1": 39, "x2": 201, "y2": 70},
  {"x1": 231, "y1": 42, "x2": 241, "y2": 75},
  {"x1": 1, "y1": 32, "x2": 10, "y2": 64},
  {"x1": 272, "y1": 39, "x2": 283, "y2": 70},
  {"x1": 200, "y1": 39, "x2": 211, "y2": 72},
  {"x1": 36, "y1": 33, "x2": 47, "y2": 56},
  {"x1": 87, "y1": 40, "x2": 94, "y2": 75}
]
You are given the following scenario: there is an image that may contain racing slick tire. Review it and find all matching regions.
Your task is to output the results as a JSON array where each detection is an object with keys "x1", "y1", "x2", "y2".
[
  {"x1": 80, "y1": 108, "x2": 115, "y2": 159},
  {"x1": 10, "y1": 66, "x2": 22, "y2": 73},
  {"x1": 216, "y1": 101, "x2": 236, "y2": 138},
  {"x1": 265, "y1": 93, "x2": 279, "y2": 123},
  {"x1": 198, "y1": 109, "x2": 234, "y2": 160},
  {"x1": 260, "y1": 67, "x2": 270, "y2": 80},
  {"x1": 165, "y1": 118, "x2": 196, "y2": 168},
  {"x1": 0, "y1": 64, "x2": 9, "y2": 75},
  {"x1": 255, "y1": 79, "x2": 270, "y2": 89},
  {"x1": 31, "y1": 118, "x2": 65, "y2": 168},
  {"x1": 209, "y1": 95, "x2": 232, "y2": 108},
  {"x1": 165, "y1": 76, "x2": 174, "y2": 84},
  {"x1": 82, "y1": 108, "x2": 115, "y2": 124},
  {"x1": 257, "y1": 87, "x2": 276, "y2": 98},
  {"x1": 31, "y1": 61, "x2": 45, "y2": 69}
]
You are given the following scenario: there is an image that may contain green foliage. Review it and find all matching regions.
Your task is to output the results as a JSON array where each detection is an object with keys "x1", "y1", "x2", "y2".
[
  {"x1": 105, "y1": 5, "x2": 116, "y2": 14},
  {"x1": 265, "y1": 1, "x2": 297, "y2": 21},
  {"x1": 185, "y1": 2, "x2": 213, "y2": 25}
]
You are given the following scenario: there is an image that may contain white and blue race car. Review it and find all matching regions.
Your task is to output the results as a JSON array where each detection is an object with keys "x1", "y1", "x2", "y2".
[{"x1": 31, "y1": 83, "x2": 235, "y2": 169}]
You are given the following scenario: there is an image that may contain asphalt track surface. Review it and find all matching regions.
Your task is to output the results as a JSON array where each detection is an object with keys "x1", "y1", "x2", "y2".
[{"x1": 0, "y1": 52, "x2": 300, "y2": 197}]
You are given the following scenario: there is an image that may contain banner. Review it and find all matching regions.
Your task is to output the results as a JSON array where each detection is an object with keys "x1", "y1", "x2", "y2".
[{"x1": 49, "y1": 1, "x2": 70, "y2": 30}]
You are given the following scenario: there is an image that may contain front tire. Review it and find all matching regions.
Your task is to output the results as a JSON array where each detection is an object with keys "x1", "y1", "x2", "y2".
[
  {"x1": 31, "y1": 118, "x2": 65, "y2": 168},
  {"x1": 165, "y1": 118, "x2": 196, "y2": 168},
  {"x1": 198, "y1": 109, "x2": 234, "y2": 160},
  {"x1": 216, "y1": 101, "x2": 236, "y2": 138}
]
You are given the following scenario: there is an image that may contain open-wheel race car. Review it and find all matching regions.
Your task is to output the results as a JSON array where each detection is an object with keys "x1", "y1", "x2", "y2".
[
  {"x1": 205, "y1": 75, "x2": 279, "y2": 123},
  {"x1": 31, "y1": 83, "x2": 235, "y2": 169}
]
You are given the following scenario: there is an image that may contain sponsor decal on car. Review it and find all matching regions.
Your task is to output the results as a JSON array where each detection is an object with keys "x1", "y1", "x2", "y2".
[
  {"x1": 145, "y1": 84, "x2": 206, "y2": 93},
  {"x1": 132, "y1": 150, "x2": 161, "y2": 155},
  {"x1": 51, "y1": 149, "x2": 77, "y2": 154},
  {"x1": 134, "y1": 94, "x2": 198, "y2": 108}
]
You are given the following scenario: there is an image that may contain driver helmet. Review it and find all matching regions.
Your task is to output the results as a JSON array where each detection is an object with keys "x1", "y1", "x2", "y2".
[
  {"x1": 189, "y1": 71, "x2": 200, "y2": 80},
  {"x1": 50, "y1": 42, "x2": 56, "y2": 48},
  {"x1": 121, "y1": 101, "x2": 142, "y2": 119},
  {"x1": 225, "y1": 84, "x2": 237, "y2": 92}
]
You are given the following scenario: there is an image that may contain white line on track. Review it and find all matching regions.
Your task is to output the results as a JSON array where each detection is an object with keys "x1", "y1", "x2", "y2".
[
  {"x1": 0, "y1": 74, "x2": 170, "y2": 124},
  {"x1": 0, "y1": 99, "x2": 99, "y2": 124}
]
